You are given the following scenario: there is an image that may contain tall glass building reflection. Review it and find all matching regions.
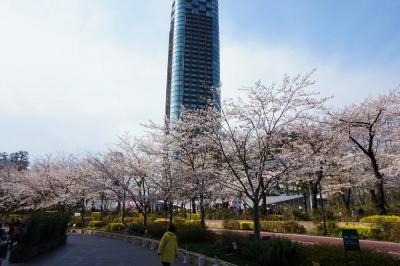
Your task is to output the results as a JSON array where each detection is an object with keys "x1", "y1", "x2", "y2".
[{"x1": 165, "y1": 0, "x2": 220, "y2": 121}]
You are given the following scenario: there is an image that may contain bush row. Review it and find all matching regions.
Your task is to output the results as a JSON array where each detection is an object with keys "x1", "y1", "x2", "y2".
[
  {"x1": 223, "y1": 220, "x2": 306, "y2": 234},
  {"x1": 215, "y1": 233, "x2": 399, "y2": 266},
  {"x1": 360, "y1": 215, "x2": 400, "y2": 224},
  {"x1": 127, "y1": 221, "x2": 214, "y2": 244},
  {"x1": 9, "y1": 212, "x2": 69, "y2": 263},
  {"x1": 315, "y1": 222, "x2": 400, "y2": 242}
]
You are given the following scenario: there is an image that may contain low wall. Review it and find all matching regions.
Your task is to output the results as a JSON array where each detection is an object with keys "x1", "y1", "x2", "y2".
[{"x1": 78, "y1": 229, "x2": 237, "y2": 266}]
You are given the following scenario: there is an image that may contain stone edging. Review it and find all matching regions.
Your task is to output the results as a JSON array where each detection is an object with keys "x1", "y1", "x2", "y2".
[{"x1": 71, "y1": 229, "x2": 237, "y2": 266}]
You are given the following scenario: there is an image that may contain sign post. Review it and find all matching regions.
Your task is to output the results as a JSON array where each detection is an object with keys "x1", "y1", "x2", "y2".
[{"x1": 342, "y1": 229, "x2": 362, "y2": 266}]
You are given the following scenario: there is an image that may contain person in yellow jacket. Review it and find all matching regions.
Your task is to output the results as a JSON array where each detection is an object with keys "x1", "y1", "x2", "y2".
[{"x1": 158, "y1": 224, "x2": 178, "y2": 266}]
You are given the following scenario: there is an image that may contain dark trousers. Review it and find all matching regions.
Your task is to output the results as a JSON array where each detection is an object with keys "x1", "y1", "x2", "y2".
[{"x1": 162, "y1": 263, "x2": 170, "y2": 266}]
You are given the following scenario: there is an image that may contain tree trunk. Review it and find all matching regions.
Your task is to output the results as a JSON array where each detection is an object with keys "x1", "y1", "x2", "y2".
[
  {"x1": 116, "y1": 199, "x2": 121, "y2": 215},
  {"x1": 319, "y1": 184, "x2": 327, "y2": 236},
  {"x1": 143, "y1": 210, "x2": 148, "y2": 228},
  {"x1": 261, "y1": 193, "x2": 267, "y2": 215},
  {"x1": 191, "y1": 199, "x2": 197, "y2": 214},
  {"x1": 341, "y1": 188, "x2": 352, "y2": 219},
  {"x1": 121, "y1": 191, "x2": 126, "y2": 223},
  {"x1": 302, "y1": 191, "x2": 309, "y2": 214},
  {"x1": 375, "y1": 179, "x2": 387, "y2": 215},
  {"x1": 252, "y1": 198, "x2": 261, "y2": 240},
  {"x1": 369, "y1": 154, "x2": 387, "y2": 215},
  {"x1": 311, "y1": 186, "x2": 319, "y2": 213},
  {"x1": 200, "y1": 193, "x2": 206, "y2": 228},
  {"x1": 81, "y1": 198, "x2": 85, "y2": 226},
  {"x1": 100, "y1": 192, "x2": 104, "y2": 222},
  {"x1": 301, "y1": 184, "x2": 309, "y2": 214},
  {"x1": 168, "y1": 202, "x2": 174, "y2": 225}
]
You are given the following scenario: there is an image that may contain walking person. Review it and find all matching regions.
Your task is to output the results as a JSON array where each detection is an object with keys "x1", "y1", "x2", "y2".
[{"x1": 158, "y1": 224, "x2": 178, "y2": 266}]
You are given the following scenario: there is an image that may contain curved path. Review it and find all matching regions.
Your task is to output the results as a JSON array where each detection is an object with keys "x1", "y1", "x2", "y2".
[{"x1": 4, "y1": 234, "x2": 191, "y2": 266}]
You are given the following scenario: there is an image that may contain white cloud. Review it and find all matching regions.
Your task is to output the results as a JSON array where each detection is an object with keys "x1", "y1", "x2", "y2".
[
  {"x1": 0, "y1": 0, "x2": 167, "y2": 156},
  {"x1": 221, "y1": 38, "x2": 400, "y2": 107}
]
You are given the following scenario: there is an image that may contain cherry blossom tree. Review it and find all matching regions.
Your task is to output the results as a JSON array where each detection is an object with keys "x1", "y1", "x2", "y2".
[
  {"x1": 139, "y1": 121, "x2": 183, "y2": 224},
  {"x1": 166, "y1": 108, "x2": 223, "y2": 227},
  {"x1": 205, "y1": 72, "x2": 329, "y2": 239},
  {"x1": 333, "y1": 90, "x2": 400, "y2": 214}
]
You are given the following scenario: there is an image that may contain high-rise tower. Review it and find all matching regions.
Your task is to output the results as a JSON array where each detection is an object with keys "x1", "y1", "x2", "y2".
[{"x1": 165, "y1": 0, "x2": 220, "y2": 121}]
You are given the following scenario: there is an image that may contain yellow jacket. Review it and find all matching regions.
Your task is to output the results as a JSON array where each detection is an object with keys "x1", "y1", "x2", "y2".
[{"x1": 158, "y1": 231, "x2": 178, "y2": 263}]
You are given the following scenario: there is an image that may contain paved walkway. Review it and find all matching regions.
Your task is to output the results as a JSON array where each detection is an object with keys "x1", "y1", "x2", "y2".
[
  {"x1": 3, "y1": 234, "x2": 192, "y2": 266},
  {"x1": 213, "y1": 229, "x2": 400, "y2": 256}
]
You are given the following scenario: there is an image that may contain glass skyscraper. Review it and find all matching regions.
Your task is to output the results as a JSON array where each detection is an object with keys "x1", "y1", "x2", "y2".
[{"x1": 165, "y1": 0, "x2": 220, "y2": 121}]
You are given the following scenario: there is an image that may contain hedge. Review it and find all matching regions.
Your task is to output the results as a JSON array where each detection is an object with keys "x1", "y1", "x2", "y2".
[
  {"x1": 261, "y1": 221, "x2": 306, "y2": 234},
  {"x1": 360, "y1": 215, "x2": 400, "y2": 224},
  {"x1": 240, "y1": 221, "x2": 254, "y2": 230},
  {"x1": 215, "y1": 232, "x2": 400, "y2": 266},
  {"x1": 267, "y1": 214, "x2": 284, "y2": 221},
  {"x1": 300, "y1": 244, "x2": 400, "y2": 266},
  {"x1": 336, "y1": 225, "x2": 382, "y2": 240},
  {"x1": 222, "y1": 220, "x2": 240, "y2": 230},
  {"x1": 127, "y1": 223, "x2": 146, "y2": 235},
  {"x1": 106, "y1": 223, "x2": 126, "y2": 231},
  {"x1": 9, "y1": 212, "x2": 69, "y2": 263},
  {"x1": 88, "y1": 221, "x2": 103, "y2": 228},
  {"x1": 189, "y1": 213, "x2": 201, "y2": 221},
  {"x1": 91, "y1": 212, "x2": 101, "y2": 220},
  {"x1": 222, "y1": 220, "x2": 306, "y2": 234}
]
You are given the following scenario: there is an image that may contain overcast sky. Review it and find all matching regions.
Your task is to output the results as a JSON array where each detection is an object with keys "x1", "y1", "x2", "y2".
[{"x1": 1, "y1": 0, "x2": 399, "y2": 158}]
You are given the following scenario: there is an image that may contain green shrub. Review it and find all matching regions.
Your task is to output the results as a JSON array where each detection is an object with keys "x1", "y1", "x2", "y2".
[
  {"x1": 106, "y1": 223, "x2": 126, "y2": 232},
  {"x1": 88, "y1": 221, "x2": 103, "y2": 228},
  {"x1": 282, "y1": 221, "x2": 306, "y2": 234},
  {"x1": 360, "y1": 215, "x2": 400, "y2": 224},
  {"x1": 124, "y1": 216, "x2": 143, "y2": 224},
  {"x1": 172, "y1": 217, "x2": 186, "y2": 224},
  {"x1": 260, "y1": 221, "x2": 305, "y2": 234},
  {"x1": 153, "y1": 218, "x2": 170, "y2": 225},
  {"x1": 147, "y1": 223, "x2": 167, "y2": 239},
  {"x1": 292, "y1": 210, "x2": 310, "y2": 221},
  {"x1": 6, "y1": 214, "x2": 23, "y2": 222},
  {"x1": 127, "y1": 223, "x2": 146, "y2": 235},
  {"x1": 70, "y1": 216, "x2": 82, "y2": 224},
  {"x1": 336, "y1": 225, "x2": 382, "y2": 240},
  {"x1": 112, "y1": 217, "x2": 123, "y2": 223},
  {"x1": 240, "y1": 238, "x2": 303, "y2": 266},
  {"x1": 223, "y1": 219, "x2": 240, "y2": 230},
  {"x1": 205, "y1": 208, "x2": 231, "y2": 220},
  {"x1": 311, "y1": 210, "x2": 337, "y2": 221},
  {"x1": 376, "y1": 223, "x2": 400, "y2": 242},
  {"x1": 91, "y1": 212, "x2": 101, "y2": 220},
  {"x1": 300, "y1": 244, "x2": 400, "y2": 266},
  {"x1": 189, "y1": 213, "x2": 201, "y2": 221},
  {"x1": 267, "y1": 214, "x2": 284, "y2": 221},
  {"x1": 315, "y1": 221, "x2": 339, "y2": 237},
  {"x1": 176, "y1": 224, "x2": 215, "y2": 244},
  {"x1": 19, "y1": 212, "x2": 69, "y2": 246},
  {"x1": 240, "y1": 221, "x2": 254, "y2": 230}
]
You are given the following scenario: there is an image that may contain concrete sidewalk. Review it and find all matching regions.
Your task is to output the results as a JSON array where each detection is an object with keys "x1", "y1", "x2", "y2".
[{"x1": 3, "y1": 234, "x2": 191, "y2": 266}]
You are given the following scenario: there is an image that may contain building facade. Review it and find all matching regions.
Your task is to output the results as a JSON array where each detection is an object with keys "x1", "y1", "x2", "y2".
[{"x1": 165, "y1": 0, "x2": 220, "y2": 121}]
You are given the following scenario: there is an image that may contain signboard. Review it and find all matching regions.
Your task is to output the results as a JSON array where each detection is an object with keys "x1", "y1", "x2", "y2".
[
  {"x1": 342, "y1": 229, "x2": 360, "y2": 251},
  {"x1": 74, "y1": 212, "x2": 81, "y2": 217}
]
